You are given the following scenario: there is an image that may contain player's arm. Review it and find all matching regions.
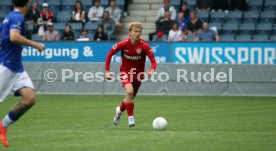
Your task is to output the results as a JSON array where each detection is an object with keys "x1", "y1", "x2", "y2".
[
  {"x1": 105, "y1": 43, "x2": 121, "y2": 79},
  {"x1": 10, "y1": 29, "x2": 45, "y2": 52},
  {"x1": 146, "y1": 49, "x2": 157, "y2": 77}
]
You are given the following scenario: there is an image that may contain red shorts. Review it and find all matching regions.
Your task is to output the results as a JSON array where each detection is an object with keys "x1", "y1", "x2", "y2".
[
  {"x1": 120, "y1": 72, "x2": 142, "y2": 97},
  {"x1": 120, "y1": 73, "x2": 141, "y2": 87}
]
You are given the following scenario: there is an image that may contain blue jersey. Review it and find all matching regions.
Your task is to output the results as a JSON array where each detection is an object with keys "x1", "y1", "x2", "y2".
[{"x1": 0, "y1": 11, "x2": 25, "y2": 73}]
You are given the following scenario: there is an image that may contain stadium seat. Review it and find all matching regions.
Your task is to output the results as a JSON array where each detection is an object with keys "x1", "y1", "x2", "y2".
[
  {"x1": 184, "y1": 0, "x2": 196, "y2": 9},
  {"x1": 116, "y1": 0, "x2": 125, "y2": 5},
  {"x1": 248, "y1": 0, "x2": 263, "y2": 11},
  {"x1": 62, "y1": 0, "x2": 76, "y2": 6},
  {"x1": 54, "y1": 23, "x2": 66, "y2": 31},
  {"x1": 252, "y1": 35, "x2": 269, "y2": 41},
  {"x1": 273, "y1": 24, "x2": 276, "y2": 34},
  {"x1": 0, "y1": 12, "x2": 7, "y2": 20},
  {"x1": 26, "y1": 22, "x2": 34, "y2": 31},
  {"x1": 239, "y1": 23, "x2": 255, "y2": 35},
  {"x1": 0, "y1": 1, "x2": 12, "y2": 7},
  {"x1": 101, "y1": 0, "x2": 109, "y2": 7},
  {"x1": 270, "y1": 35, "x2": 276, "y2": 41},
  {"x1": 225, "y1": 11, "x2": 243, "y2": 23},
  {"x1": 210, "y1": 12, "x2": 225, "y2": 23},
  {"x1": 57, "y1": 11, "x2": 71, "y2": 23},
  {"x1": 49, "y1": 5, "x2": 60, "y2": 14},
  {"x1": 83, "y1": 5, "x2": 91, "y2": 11},
  {"x1": 62, "y1": 5, "x2": 75, "y2": 12},
  {"x1": 118, "y1": 5, "x2": 125, "y2": 16},
  {"x1": 264, "y1": 0, "x2": 276, "y2": 11},
  {"x1": 28, "y1": 0, "x2": 36, "y2": 6},
  {"x1": 255, "y1": 23, "x2": 273, "y2": 35},
  {"x1": 89, "y1": 32, "x2": 95, "y2": 40},
  {"x1": 30, "y1": 0, "x2": 44, "y2": 4},
  {"x1": 222, "y1": 23, "x2": 239, "y2": 35},
  {"x1": 84, "y1": 21, "x2": 99, "y2": 31},
  {"x1": 197, "y1": 11, "x2": 209, "y2": 22},
  {"x1": 46, "y1": 0, "x2": 61, "y2": 7},
  {"x1": 0, "y1": 6, "x2": 10, "y2": 14},
  {"x1": 70, "y1": 22, "x2": 83, "y2": 32},
  {"x1": 32, "y1": 35, "x2": 43, "y2": 41},
  {"x1": 82, "y1": 0, "x2": 93, "y2": 6},
  {"x1": 235, "y1": 35, "x2": 252, "y2": 41},
  {"x1": 259, "y1": 11, "x2": 275, "y2": 24},
  {"x1": 219, "y1": 34, "x2": 235, "y2": 41},
  {"x1": 170, "y1": 0, "x2": 180, "y2": 5},
  {"x1": 243, "y1": 11, "x2": 259, "y2": 24},
  {"x1": 170, "y1": 0, "x2": 180, "y2": 11},
  {"x1": 186, "y1": 35, "x2": 197, "y2": 41}
]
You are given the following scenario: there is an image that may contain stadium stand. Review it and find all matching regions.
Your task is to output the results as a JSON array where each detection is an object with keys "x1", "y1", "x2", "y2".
[
  {"x1": 220, "y1": 34, "x2": 235, "y2": 41},
  {"x1": 0, "y1": 1, "x2": 12, "y2": 7},
  {"x1": 259, "y1": 11, "x2": 275, "y2": 24},
  {"x1": 248, "y1": 0, "x2": 263, "y2": 11},
  {"x1": 32, "y1": 35, "x2": 44, "y2": 41},
  {"x1": 84, "y1": 21, "x2": 99, "y2": 29},
  {"x1": 270, "y1": 35, "x2": 276, "y2": 41},
  {"x1": 235, "y1": 35, "x2": 252, "y2": 41},
  {"x1": 225, "y1": 11, "x2": 242, "y2": 23},
  {"x1": 196, "y1": 11, "x2": 209, "y2": 22},
  {"x1": 54, "y1": 22, "x2": 66, "y2": 32},
  {"x1": 273, "y1": 24, "x2": 276, "y2": 34},
  {"x1": 243, "y1": 11, "x2": 259, "y2": 24},
  {"x1": 255, "y1": 23, "x2": 273, "y2": 35},
  {"x1": 210, "y1": 11, "x2": 225, "y2": 24},
  {"x1": 184, "y1": 0, "x2": 196, "y2": 10},
  {"x1": 239, "y1": 23, "x2": 255, "y2": 36},
  {"x1": 1, "y1": 0, "x2": 275, "y2": 42},
  {"x1": 264, "y1": 0, "x2": 276, "y2": 11},
  {"x1": 46, "y1": 0, "x2": 60, "y2": 7},
  {"x1": 56, "y1": 11, "x2": 71, "y2": 23},
  {"x1": 170, "y1": 0, "x2": 180, "y2": 12},
  {"x1": 222, "y1": 23, "x2": 239, "y2": 35},
  {"x1": 252, "y1": 35, "x2": 269, "y2": 41}
]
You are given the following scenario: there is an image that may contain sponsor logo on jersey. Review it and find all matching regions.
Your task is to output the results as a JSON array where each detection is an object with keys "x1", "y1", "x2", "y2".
[
  {"x1": 123, "y1": 54, "x2": 141, "y2": 60},
  {"x1": 124, "y1": 49, "x2": 129, "y2": 52}
]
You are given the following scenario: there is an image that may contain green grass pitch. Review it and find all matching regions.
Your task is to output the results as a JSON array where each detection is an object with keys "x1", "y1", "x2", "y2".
[{"x1": 0, "y1": 95, "x2": 275, "y2": 151}]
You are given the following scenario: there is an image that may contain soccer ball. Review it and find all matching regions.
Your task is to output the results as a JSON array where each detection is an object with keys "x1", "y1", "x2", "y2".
[{"x1": 152, "y1": 117, "x2": 167, "y2": 130}]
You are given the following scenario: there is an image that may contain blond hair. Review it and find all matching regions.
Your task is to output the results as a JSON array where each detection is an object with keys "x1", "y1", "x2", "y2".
[{"x1": 128, "y1": 22, "x2": 143, "y2": 31}]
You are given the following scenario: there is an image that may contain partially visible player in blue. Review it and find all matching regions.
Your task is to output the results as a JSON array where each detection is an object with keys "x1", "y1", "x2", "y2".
[{"x1": 0, "y1": 0, "x2": 45, "y2": 147}]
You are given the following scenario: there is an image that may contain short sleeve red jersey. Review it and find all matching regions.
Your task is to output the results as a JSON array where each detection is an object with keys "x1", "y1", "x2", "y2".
[{"x1": 105, "y1": 38, "x2": 157, "y2": 73}]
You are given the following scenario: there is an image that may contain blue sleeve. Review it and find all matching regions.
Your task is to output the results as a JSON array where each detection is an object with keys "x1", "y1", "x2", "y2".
[{"x1": 9, "y1": 14, "x2": 24, "y2": 32}]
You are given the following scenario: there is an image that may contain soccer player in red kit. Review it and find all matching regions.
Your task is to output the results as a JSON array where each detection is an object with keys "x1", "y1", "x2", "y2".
[{"x1": 105, "y1": 22, "x2": 157, "y2": 127}]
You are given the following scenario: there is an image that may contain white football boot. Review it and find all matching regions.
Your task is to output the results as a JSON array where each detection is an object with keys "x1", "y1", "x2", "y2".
[
  {"x1": 128, "y1": 116, "x2": 135, "y2": 127},
  {"x1": 113, "y1": 106, "x2": 122, "y2": 125}
]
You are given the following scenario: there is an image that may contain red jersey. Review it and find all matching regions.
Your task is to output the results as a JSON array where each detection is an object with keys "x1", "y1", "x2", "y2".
[
  {"x1": 105, "y1": 38, "x2": 157, "y2": 73},
  {"x1": 40, "y1": 10, "x2": 54, "y2": 21}
]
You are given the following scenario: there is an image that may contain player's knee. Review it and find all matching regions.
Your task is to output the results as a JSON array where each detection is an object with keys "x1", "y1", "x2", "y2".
[
  {"x1": 126, "y1": 89, "x2": 134, "y2": 97},
  {"x1": 23, "y1": 91, "x2": 36, "y2": 106},
  {"x1": 28, "y1": 96, "x2": 36, "y2": 106}
]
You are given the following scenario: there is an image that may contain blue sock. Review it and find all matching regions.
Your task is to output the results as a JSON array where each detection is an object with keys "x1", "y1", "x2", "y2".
[{"x1": 2, "y1": 111, "x2": 19, "y2": 128}]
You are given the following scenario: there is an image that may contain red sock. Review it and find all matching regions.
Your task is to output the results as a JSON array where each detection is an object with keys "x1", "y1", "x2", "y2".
[
  {"x1": 124, "y1": 101, "x2": 134, "y2": 116},
  {"x1": 119, "y1": 100, "x2": 126, "y2": 112}
]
